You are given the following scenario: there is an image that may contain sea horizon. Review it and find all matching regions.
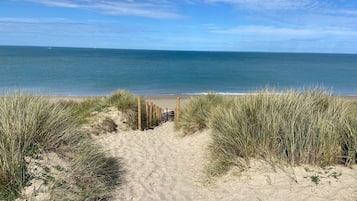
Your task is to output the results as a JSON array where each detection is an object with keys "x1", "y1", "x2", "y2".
[
  {"x1": 1, "y1": 45, "x2": 357, "y2": 96},
  {"x1": 2, "y1": 45, "x2": 357, "y2": 55}
]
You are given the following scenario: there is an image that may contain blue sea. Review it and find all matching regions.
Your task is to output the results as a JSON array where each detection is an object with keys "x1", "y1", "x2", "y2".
[{"x1": 0, "y1": 46, "x2": 356, "y2": 96}]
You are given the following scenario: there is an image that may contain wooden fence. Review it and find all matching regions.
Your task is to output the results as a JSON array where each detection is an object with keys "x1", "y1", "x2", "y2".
[{"x1": 137, "y1": 96, "x2": 180, "y2": 130}]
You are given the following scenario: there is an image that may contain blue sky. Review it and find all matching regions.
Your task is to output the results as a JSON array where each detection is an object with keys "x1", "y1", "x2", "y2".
[{"x1": 1, "y1": 0, "x2": 357, "y2": 53}]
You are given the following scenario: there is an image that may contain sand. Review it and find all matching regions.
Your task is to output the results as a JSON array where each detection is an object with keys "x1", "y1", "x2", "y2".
[
  {"x1": 96, "y1": 122, "x2": 357, "y2": 201},
  {"x1": 144, "y1": 96, "x2": 191, "y2": 110},
  {"x1": 46, "y1": 95, "x2": 357, "y2": 200}
]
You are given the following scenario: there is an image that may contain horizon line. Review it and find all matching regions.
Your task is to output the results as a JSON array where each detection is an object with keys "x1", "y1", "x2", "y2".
[{"x1": 1, "y1": 44, "x2": 357, "y2": 55}]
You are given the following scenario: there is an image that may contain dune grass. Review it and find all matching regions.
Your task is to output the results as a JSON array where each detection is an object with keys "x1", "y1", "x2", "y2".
[
  {"x1": 0, "y1": 93, "x2": 76, "y2": 199},
  {"x1": 208, "y1": 90, "x2": 357, "y2": 176},
  {"x1": 70, "y1": 90, "x2": 146, "y2": 129},
  {"x1": 176, "y1": 90, "x2": 357, "y2": 176},
  {"x1": 49, "y1": 138, "x2": 122, "y2": 200},
  {"x1": 175, "y1": 93, "x2": 224, "y2": 135},
  {"x1": 0, "y1": 93, "x2": 121, "y2": 200}
]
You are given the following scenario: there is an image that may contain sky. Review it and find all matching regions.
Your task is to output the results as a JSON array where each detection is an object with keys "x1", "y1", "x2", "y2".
[{"x1": 1, "y1": 0, "x2": 357, "y2": 53}]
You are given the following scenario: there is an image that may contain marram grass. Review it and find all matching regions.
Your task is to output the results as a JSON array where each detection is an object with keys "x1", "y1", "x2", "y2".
[
  {"x1": 208, "y1": 90, "x2": 357, "y2": 176},
  {"x1": 176, "y1": 90, "x2": 357, "y2": 176},
  {"x1": 71, "y1": 90, "x2": 147, "y2": 129},
  {"x1": 0, "y1": 93, "x2": 78, "y2": 199},
  {"x1": 0, "y1": 93, "x2": 121, "y2": 200},
  {"x1": 176, "y1": 93, "x2": 224, "y2": 135},
  {"x1": 49, "y1": 138, "x2": 121, "y2": 201}
]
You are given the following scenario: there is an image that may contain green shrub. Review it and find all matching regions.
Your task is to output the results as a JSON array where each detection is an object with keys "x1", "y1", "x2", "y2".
[
  {"x1": 176, "y1": 93, "x2": 224, "y2": 135},
  {"x1": 208, "y1": 89, "x2": 357, "y2": 176}
]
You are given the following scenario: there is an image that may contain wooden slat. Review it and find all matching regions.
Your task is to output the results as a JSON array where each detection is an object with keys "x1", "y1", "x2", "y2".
[
  {"x1": 175, "y1": 97, "x2": 180, "y2": 123},
  {"x1": 149, "y1": 102, "x2": 153, "y2": 128},
  {"x1": 138, "y1": 96, "x2": 141, "y2": 130},
  {"x1": 146, "y1": 102, "x2": 149, "y2": 129}
]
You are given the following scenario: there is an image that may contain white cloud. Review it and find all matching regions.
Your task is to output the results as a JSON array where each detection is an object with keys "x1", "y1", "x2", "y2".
[
  {"x1": 210, "y1": 25, "x2": 357, "y2": 39},
  {"x1": 0, "y1": 17, "x2": 83, "y2": 24},
  {"x1": 22, "y1": 0, "x2": 183, "y2": 19},
  {"x1": 205, "y1": 0, "x2": 318, "y2": 10},
  {"x1": 0, "y1": 17, "x2": 127, "y2": 34}
]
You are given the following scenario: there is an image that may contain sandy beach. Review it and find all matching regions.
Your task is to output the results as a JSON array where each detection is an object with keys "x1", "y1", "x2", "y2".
[
  {"x1": 73, "y1": 94, "x2": 356, "y2": 201},
  {"x1": 13, "y1": 94, "x2": 357, "y2": 200},
  {"x1": 3, "y1": 1, "x2": 357, "y2": 199},
  {"x1": 96, "y1": 122, "x2": 357, "y2": 201},
  {"x1": 144, "y1": 95, "x2": 191, "y2": 110}
]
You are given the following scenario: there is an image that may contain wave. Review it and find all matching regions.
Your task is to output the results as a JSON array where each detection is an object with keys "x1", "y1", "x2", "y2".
[{"x1": 182, "y1": 92, "x2": 252, "y2": 96}]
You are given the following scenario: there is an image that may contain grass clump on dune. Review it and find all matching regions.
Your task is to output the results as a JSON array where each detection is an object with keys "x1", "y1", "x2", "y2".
[
  {"x1": 71, "y1": 90, "x2": 146, "y2": 129},
  {"x1": 208, "y1": 89, "x2": 357, "y2": 176},
  {"x1": 50, "y1": 139, "x2": 121, "y2": 200},
  {"x1": 0, "y1": 93, "x2": 76, "y2": 199},
  {"x1": 0, "y1": 93, "x2": 121, "y2": 200},
  {"x1": 104, "y1": 90, "x2": 138, "y2": 111},
  {"x1": 176, "y1": 93, "x2": 224, "y2": 135}
]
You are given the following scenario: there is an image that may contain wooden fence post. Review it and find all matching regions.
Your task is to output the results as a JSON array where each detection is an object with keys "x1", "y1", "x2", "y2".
[
  {"x1": 138, "y1": 96, "x2": 141, "y2": 130},
  {"x1": 149, "y1": 102, "x2": 153, "y2": 128},
  {"x1": 175, "y1": 97, "x2": 181, "y2": 123},
  {"x1": 153, "y1": 104, "x2": 156, "y2": 125},
  {"x1": 146, "y1": 102, "x2": 149, "y2": 129},
  {"x1": 166, "y1": 108, "x2": 169, "y2": 122},
  {"x1": 156, "y1": 106, "x2": 159, "y2": 125}
]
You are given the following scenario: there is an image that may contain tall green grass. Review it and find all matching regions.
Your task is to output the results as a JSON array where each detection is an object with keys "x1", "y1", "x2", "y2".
[
  {"x1": 208, "y1": 90, "x2": 357, "y2": 176},
  {"x1": 176, "y1": 93, "x2": 224, "y2": 135},
  {"x1": 0, "y1": 93, "x2": 120, "y2": 200}
]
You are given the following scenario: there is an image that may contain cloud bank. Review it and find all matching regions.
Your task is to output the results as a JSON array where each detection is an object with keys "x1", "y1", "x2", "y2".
[
  {"x1": 22, "y1": 0, "x2": 183, "y2": 19},
  {"x1": 210, "y1": 25, "x2": 357, "y2": 38},
  {"x1": 205, "y1": 0, "x2": 319, "y2": 10}
]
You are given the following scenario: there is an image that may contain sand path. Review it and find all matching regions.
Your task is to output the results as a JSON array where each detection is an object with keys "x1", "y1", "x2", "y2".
[
  {"x1": 98, "y1": 122, "x2": 211, "y2": 201},
  {"x1": 97, "y1": 122, "x2": 357, "y2": 201}
]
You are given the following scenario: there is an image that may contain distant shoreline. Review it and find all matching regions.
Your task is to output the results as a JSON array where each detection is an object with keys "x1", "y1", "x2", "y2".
[
  {"x1": 2, "y1": 45, "x2": 357, "y2": 55},
  {"x1": 46, "y1": 95, "x2": 193, "y2": 110},
  {"x1": 45, "y1": 94, "x2": 357, "y2": 110}
]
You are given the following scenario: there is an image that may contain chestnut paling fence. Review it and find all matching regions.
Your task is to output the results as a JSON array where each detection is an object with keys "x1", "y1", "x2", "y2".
[{"x1": 137, "y1": 97, "x2": 180, "y2": 130}]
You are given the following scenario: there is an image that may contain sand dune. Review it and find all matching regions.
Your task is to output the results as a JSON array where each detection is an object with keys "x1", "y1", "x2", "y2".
[{"x1": 97, "y1": 122, "x2": 357, "y2": 201}]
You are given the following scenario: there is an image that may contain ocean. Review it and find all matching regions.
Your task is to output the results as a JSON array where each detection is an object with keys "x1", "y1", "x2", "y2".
[{"x1": 0, "y1": 46, "x2": 356, "y2": 96}]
